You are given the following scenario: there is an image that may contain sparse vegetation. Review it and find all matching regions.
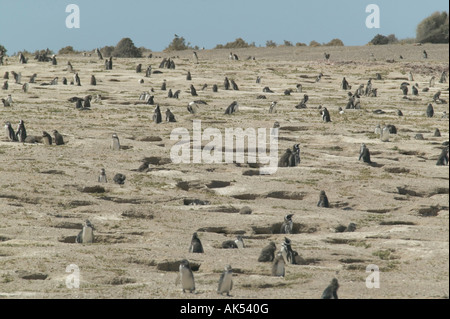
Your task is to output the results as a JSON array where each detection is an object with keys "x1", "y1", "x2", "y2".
[
  {"x1": 266, "y1": 40, "x2": 277, "y2": 48},
  {"x1": 58, "y1": 46, "x2": 79, "y2": 55},
  {"x1": 309, "y1": 40, "x2": 321, "y2": 47},
  {"x1": 164, "y1": 35, "x2": 197, "y2": 51},
  {"x1": 215, "y1": 38, "x2": 254, "y2": 49},
  {"x1": 324, "y1": 38, "x2": 344, "y2": 46},
  {"x1": 370, "y1": 34, "x2": 398, "y2": 45}
]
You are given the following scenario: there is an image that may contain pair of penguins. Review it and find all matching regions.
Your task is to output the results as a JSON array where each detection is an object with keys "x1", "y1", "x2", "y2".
[
  {"x1": 178, "y1": 232, "x2": 241, "y2": 295},
  {"x1": 153, "y1": 104, "x2": 176, "y2": 123}
]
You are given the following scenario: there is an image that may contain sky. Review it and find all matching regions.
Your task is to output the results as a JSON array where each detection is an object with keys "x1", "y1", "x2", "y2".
[{"x1": 0, "y1": 0, "x2": 448, "y2": 54}]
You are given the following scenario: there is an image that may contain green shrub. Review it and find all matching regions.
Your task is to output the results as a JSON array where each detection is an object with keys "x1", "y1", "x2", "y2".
[{"x1": 112, "y1": 38, "x2": 142, "y2": 57}]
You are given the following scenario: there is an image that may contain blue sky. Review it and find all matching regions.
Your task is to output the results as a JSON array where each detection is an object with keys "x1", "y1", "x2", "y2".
[{"x1": 0, "y1": 0, "x2": 448, "y2": 54}]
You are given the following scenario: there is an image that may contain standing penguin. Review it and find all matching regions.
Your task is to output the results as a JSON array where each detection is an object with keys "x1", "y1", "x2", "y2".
[
  {"x1": 317, "y1": 190, "x2": 330, "y2": 208},
  {"x1": 179, "y1": 259, "x2": 195, "y2": 293},
  {"x1": 269, "y1": 101, "x2": 277, "y2": 114},
  {"x1": 224, "y1": 77, "x2": 230, "y2": 90},
  {"x1": 217, "y1": 265, "x2": 233, "y2": 296},
  {"x1": 76, "y1": 220, "x2": 95, "y2": 244},
  {"x1": 98, "y1": 168, "x2": 107, "y2": 183},
  {"x1": 321, "y1": 107, "x2": 331, "y2": 122},
  {"x1": 426, "y1": 104, "x2": 434, "y2": 118},
  {"x1": 321, "y1": 278, "x2": 339, "y2": 299},
  {"x1": 5, "y1": 122, "x2": 18, "y2": 142},
  {"x1": 280, "y1": 214, "x2": 294, "y2": 234},
  {"x1": 280, "y1": 237, "x2": 296, "y2": 264},
  {"x1": 271, "y1": 252, "x2": 285, "y2": 277},
  {"x1": 90, "y1": 75, "x2": 96, "y2": 86},
  {"x1": 111, "y1": 133, "x2": 120, "y2": 150},
  {"x1": 359, "y1": 143, "x2": 371, "y2": 164},
  {"x1": 42, "y1": 131, "x2": 52, "y2": 145},
  {"x1": 16, "y1": 120, "x2": 27, "y2": 142},
  {"x1": 193, "y1": 51, "x2": 199, "y2": 64},
  {"x1": 189, "y1": 232, "x2": 204, "y2": 253},
  {"x1": 153, "y1": 104, "x2": 162, "y2": 124},
  {"x1": 53, "y1": 130, "x2": 64, "y2": 145},
  {"x1": 74, "y1": 73, "x2": 81, "y2": 86},
  {"x1": 190, "y1": 84, "x2": 198, "y2": 96}
]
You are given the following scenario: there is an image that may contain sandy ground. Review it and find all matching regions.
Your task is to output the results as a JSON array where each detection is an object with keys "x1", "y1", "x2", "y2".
[{"x1": 0, "y1": 44, "x2": 448, "y2": 299}]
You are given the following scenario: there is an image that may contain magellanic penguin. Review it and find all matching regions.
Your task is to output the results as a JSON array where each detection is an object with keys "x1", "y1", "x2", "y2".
[
  {"x1": 224, "y1": 101, "x2": 238, "y2": 115},
  {"x1": 222, "y1": 236, "x2": 245, "y2": 249},
  {"x1": 258, "y1": 241, "x2": 276, "y2": 262},
  {"x1": 359, "y1": 143, "x2": 371, "y2": 164},
  {"x1": 5, "y1": 122, "x2": 18, "y2": 142},
  {"x1": 280, "y1": 237, "x2": 296, "y2": 264},
  {"x1": 16, "y1": 120, "x2": 27, "y2": 142},
  {"x1": 317, "y1": 190, "x2": 330, "y2": 208},
  {"x1": 42, "y1": 131, "x2": 52, "y2": 145},
  {"x1": 189, "y1": 232, "x2": 204, "y2": 253},
  {"x1": 179, "y1": 259, "x2": 195, "y2": 293},
  {"x1": 271, "y1": 251, "x2": 285, "y2": 277},
  {"x1": 98, "y1": 168, "x2": 107, "y2": 183},
  {"x1": 111, "y1": 133, "x2": 120, "y2": 150},
  {"x1": 53, "y1": 130, "x2": 64, "y2": 145},
  {"x1": 280, "y1": 214, "x2": 294, "y2": 234},
  {"x1": 153, "y1": 104, "x2": 162, "y2": 124},
  {"x1": 217, "y1": 265, "x2": 233, "y2": 296},
  {"x1": 76, "y1": 220, "x2": 95, "y2": 244},
  {"x1": 321, "y1": 278, "x2": 339, "y2": 299}
]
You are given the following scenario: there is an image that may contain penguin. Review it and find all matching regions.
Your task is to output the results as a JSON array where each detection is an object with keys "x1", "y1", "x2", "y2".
[
  {"x1": 98, "y1": 168, "x2": 107, "y2": 183},
  {"x1": 53, "y1": 130, "x2": 64, "y2": 145},
  {"x1": 280, "y1": 214, "x2": 294, "y2": 234},
  {"x1": 42, "y1": 131, "x2": 52, "y2": 145},
  {"x1": 173, "y1": 90, "x2": 181, "y2": 99},
  {"x1": 321, "y1": 278, "x2": 339, "y2": 299},
  {"x1": 166, "y1": 108, "x2": 177, "y2": 122},
  {"x1": 136, "y1": 64, "x2": 142, "y2": 73},
  {"x1": 231, "y1": 79, "x2": 239, "y2": 90},
  {"x1": 258, "y1": 241, "x2": 277, "y2": 262},
  {"x1": 2, "y1": 81, "x2": 8, "y2": 90},
  {"x1": 224, "y1": 101, "x2": 238, "y2": 115},
  {"x1": 22, "y1": 83, "x2": 29, "y2": 93},
  {"x1": 222, "y1": 236, "x2": 245, "y2": 249},
  {"x1": 161, "y1": 80, "x2": 167, "y2": 91},
  {"x1": 397, "y1": 109, "x2": 403, "y2": 116},
  {"x1": 321, "y1": 107, "x2": 331, "y2": 122},
  {"x1": 1, "y1": 98, "x2": 10, "y2": 107},
  {"x1": 111, "y1": 133, "x2": 120, "y2": 150},
  {"x1": 359, "y1": 143, "x2": 371, "y2": 164},
  {"x1": 15, "y1": 120, "x2": 27, "y2": 142},
  {"x1": 179, "y1": 259, "x2": 195, "y2": 293},
  {"x1": 434, "y1": 128, "x2": 441, "y2": 137},
  {"x1": 186, "y1": 71, "x2": 192, "y2": 81},
  {"x1": 296, "y1": 84, "x2": 302, "y2": 93},
  {"x1": 426, "y1": 104, "x2": 434, "y2": 118},
  {"x1": 280, "y1": 237, "x2": 296, "y2": 264},
  {"x1": 278, "y1": 149, "x2": 293, "y2": 167},
  {"x1": 187, "y1": 101, "x2": 199, "y2": 114},
  {"x1": 193, "y1": 51, "x2": 199, "y2": 64},
  {"x1": 217, "y1": 265, "x2": 233, "y2": 296},
  {"x1": 269, "y1": 101, "x2": 277, "y2": 114},
  {"x1": 74, "y1": 73, "x2": 81, "y2": 86},
  {"x1": 189, "y1": 232, "x2": 204, "y2": 253},
  {"x1": 317, "y1": 190, "x2": 330, "y2": 208},
  {"x1": 412, "y1": 85, "x2": 418, "y2": 96},
  {"x1": 83, "y1": 95, "x2": 91, "y2": 109},
  {"x1": 436, "y1": 146, "x2": 449, "y2": 166},
  {"x1": 167, "y1": 89, "x2": 173, "y2": 98},
  {"x1": 235, "y1": 235, "x2": 245, "y2": 249},
  {"x1": 212, "y1": 84, "x2": 218, "y2": 92},
  {"x1": 224, "y1": 77, "x2": 230, "y2": 90},
  {"x1": 271, "y1": 252, "x2": 285, "y2": 277},
  {"x1": 90, "y1": 75, "x2": 96, "y2": 86},
  {"x1": 190, "y1": 84, "x2": 198, "y2": 96},
  {"x1": 5, "y1": 122, "x2": 18, "y2": 141},
  {"x1": 153, "y1": 104, "x2": 162, "y2": 124},
  {"x1": 113, "y1": 173, "x2": 126, "y2": 185},
  {"x1": 423, "y1": 50, "x2": 428, "y2": 59},
  {"x1": 76, "y1": 220, "x2": 95, "y2": 244}
]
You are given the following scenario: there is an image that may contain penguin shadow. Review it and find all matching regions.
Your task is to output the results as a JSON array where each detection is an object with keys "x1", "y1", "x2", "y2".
[{"x1": 365, "y1": 161, "x2": 384, "y2": 168}]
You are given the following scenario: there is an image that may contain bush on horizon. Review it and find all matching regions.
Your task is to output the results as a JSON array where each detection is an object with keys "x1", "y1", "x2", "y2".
[
  {"x1": 416, "y1": 11, "x2": 449, "y2": 43},
  {"x1": 112, "y1": 38, "x2": 142, "y2": 58},
  {"x1": 214, "y1": 38, "x2": 253, "y2": 49}
]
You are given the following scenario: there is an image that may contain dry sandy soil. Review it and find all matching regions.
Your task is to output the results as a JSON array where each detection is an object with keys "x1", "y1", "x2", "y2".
[{"x1": 0, "y1": 44, "x2": 448, "y2": 299}]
